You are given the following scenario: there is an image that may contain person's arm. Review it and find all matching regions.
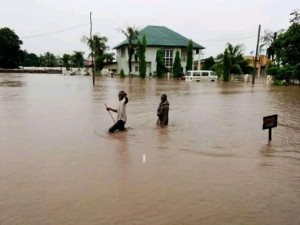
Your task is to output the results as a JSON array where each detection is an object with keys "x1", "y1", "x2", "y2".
[{"x1": 106, "y1": 107, "x2": 117, "y2": 113}]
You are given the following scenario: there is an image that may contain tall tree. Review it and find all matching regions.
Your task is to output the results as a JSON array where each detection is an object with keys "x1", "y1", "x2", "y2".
[
  {"x1": 274, "y1": 23, "x2": 300, "y2": 66},
  {"x1": 22, "y1": 51, "x2": 40, "y2": 67},
  {"x1": 203, "y1": 56, "x2": 215, "y2": 70},
  {"x1": 82, "y1": 34, "x2": 108, "y2": 71},
  {"x1": 0, "y1": 27, "x2": 23, "y2": 68},
  {"x1": 103, "y1": 52, "x2": 115, "y2": 63},
  {"x1": 43, "y1": 52, "x2": 57, "y2": 67},
  {"x1": 62, "y1": 54, "x2": 71, "y2": 70},
  {"x1": 138, "y1": 35, "x2": 147, "y2": 78},
  {"x1": 156, "y1": 49, "x2": 165, "y2": 78},
  {"x1": 260, "y1": 29, "x2": 283, "y2": 62},
  {"x1": 290, "y1": 9, "x2": 300, "y2": 23},
  {"x1": 121, "y1": 27, "x2": 139, "y2": 74},
  {"x1": 173, "y1": 50, "x2": 181, "y2": 78},
  {"x1": 71, "y1": 51, "x2": 84, "y2": 68},
  {"x1": 186, "y1": 39, "x2": 193, "y2": 71},
  {"x1": 223, "y1": 49, "x2": 230, "y2": 81}
]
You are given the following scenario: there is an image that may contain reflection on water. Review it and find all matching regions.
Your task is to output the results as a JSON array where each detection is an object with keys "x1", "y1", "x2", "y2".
[
  {"x1": 1, "y1": 73, "x2": 300, "y2": 225},
  {"x1": 0, "y1": 80, "x2": 24, "y2": 87}
]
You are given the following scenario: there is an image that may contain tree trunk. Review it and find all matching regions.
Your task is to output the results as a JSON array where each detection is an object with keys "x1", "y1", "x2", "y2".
[{"x1": 128, "y1": 53, "x2": 132, "y2": 74}]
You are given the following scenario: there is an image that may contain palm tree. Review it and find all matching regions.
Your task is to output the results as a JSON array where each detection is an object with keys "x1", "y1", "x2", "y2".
[
  {"x1": 71, "y1": 51, "x2": 84, "y2": 68},
  {"x1": 43, "y1": 52, "x2": 57, "y2": 67},
  {"x1": 226, "y1": 43, "x2": 245, "y2": 74},
  {"x1": 260, "y1": 29, "x2": 283, "y2": 62},
  {"x1": 62, "y1": 54, "x2": 71, "y2": 70},
  {"x1": 103, "y1": 52, "x2": 115, "y2": 63},
  {"x1": 214, "y1": 43, "x2": 250, "y2": 81},
  {"x1": 82, "y1": 34, "x2": 109, "y2": 71},
  {"x1": 121, "y1": 27, "x2": 139, "y2": 74}
]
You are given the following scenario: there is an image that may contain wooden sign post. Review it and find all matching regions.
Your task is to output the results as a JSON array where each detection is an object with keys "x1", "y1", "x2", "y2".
[{"x1": 262, "y1": 114, "x2": 278, "y2": 141}]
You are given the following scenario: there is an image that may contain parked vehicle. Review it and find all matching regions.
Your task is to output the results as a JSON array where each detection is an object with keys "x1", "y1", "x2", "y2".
[
  {"x1": 178, "y1": 73, "x2": 186, "y2": 80},
  {"x1": 185, "y1": 70, "x2": 218, "y2": 82}
]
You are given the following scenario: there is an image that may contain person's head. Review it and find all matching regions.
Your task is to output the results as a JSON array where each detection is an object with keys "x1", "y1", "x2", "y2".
[
  {"x1": 161, "y1": 94, "x2": 167, "y2": 102},
  {"x1": 118, "y1": 90, "x2": 127, "y2": 100}
]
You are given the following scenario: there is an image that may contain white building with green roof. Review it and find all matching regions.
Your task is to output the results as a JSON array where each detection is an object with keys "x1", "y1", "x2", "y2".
[{"x1": 114, "y1": 25, "x2": 204, "y2": 77}]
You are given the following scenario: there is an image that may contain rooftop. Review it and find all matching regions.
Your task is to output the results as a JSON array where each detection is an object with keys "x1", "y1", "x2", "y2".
[{"x1": 114, "y1": 25, "x2": 204, "y2": 50}]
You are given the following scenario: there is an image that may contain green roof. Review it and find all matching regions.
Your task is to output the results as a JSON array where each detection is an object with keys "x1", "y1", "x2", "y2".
[{"x1": 114, "y1": 25, "x2": 204, "y2": 49}]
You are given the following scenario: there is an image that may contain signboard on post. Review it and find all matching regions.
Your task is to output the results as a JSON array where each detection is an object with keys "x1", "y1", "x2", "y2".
[{"x1": 262, "y1": 114, "x2": 278, "y2": 141}]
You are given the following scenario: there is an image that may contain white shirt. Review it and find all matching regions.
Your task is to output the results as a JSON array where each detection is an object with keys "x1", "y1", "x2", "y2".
[{"x1": 117, "y1": 98, "x2": 127, "y2": 122}]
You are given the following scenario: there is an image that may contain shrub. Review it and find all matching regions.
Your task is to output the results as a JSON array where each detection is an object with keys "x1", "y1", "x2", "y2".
[{"x1": 120, "y1": 69, "x2": 125, "y2": 78}]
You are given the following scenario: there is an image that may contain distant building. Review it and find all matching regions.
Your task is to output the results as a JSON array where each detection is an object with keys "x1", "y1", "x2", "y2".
[
  {"x1": 244, "y1": 55, "x2": 271, "y2": 76},
  {"x1": 114, "y1": 25, "x2": 204, "y2": 77}
]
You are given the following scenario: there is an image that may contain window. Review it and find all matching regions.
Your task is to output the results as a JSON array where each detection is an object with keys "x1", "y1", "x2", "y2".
[
  {"x1": 202, "y1": 72, "x2": 209, "y2": 76},
  {"x1": 194, "y1": 72, "x2": 201, "y2": 76},
  {"x1": 135, "y1": 66, "x2": 139, "y2": 72},
  {"x1": 163, "y1": 49, "x2": 173, "y2": 68}
]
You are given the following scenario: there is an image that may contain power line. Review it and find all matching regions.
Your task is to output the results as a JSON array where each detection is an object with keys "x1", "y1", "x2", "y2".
[
  {"x1": 21, "y1": 23, "x2": 90, "y2": 39},
  {"x1": 196, "y1": 35, "x2": 256, "y2": 42}
]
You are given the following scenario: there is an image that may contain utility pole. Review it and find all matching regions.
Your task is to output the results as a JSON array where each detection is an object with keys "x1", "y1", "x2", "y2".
[
  {"x1": 90, "y1": 12, "x2": 95, "y2": 85},
  {"x1": 252, "y1": 24, "x2": 261, "y2": 84}
]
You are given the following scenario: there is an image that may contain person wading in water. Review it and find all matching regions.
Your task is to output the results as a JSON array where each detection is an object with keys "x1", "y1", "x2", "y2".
[
  {"x1": 106, "y1": 91, "x2": 128, "y2": 133},
  {"x1": 157, "y1": 94, "x2": 169, "y2": 127}
]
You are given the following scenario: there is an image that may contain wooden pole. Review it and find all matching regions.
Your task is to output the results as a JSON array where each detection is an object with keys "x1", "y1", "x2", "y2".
[
  {"x1": 90, "y1": 12, "x2": 95, "y2": 85},
  {"x1": 252, "y1": 24, "x2": 261, "y2": 84}
]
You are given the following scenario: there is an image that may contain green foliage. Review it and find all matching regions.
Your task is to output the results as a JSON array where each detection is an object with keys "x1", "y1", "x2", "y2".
[
  {"x1": 267, "y1": 64, "x2": 279, "y2": 76},
  {"x1": 230, "y1": 64, "x2": 243, "y2": 74},
  {"x1": 223, "y1": 49, "x2": 230, "y2": 81},
  {"x1": 278, "y1": 65, "x2": 295, "y2": 83},
  {"x1": 138, "y1": 35, "x2": 147, "y2": 78},
  {"x1": 239, "y1": 59, "x2": 253, "y2": 74},
  {"x1": 186, "y1": 39, "x2": 193, "y2": 71},
  {"x1": 103, "y1": 53, "x2": 115, "y2": 63},
  {"x1": 121, "y1": 27, "x2": 139, "y2": 73},
  {"x1": 120, "y1": 68, "x2": 125, "y2": 78},
  {"x1": 275, "y1": 23, "x2": 300, "y2": 66},
  {"x1": 260, "y1": 29, "x2": 283, "y2": 62},
  {"x1": 203, "y1": 56, "x2": 215, "y2": 70},
  {"x1": 40, "y1": 52, "x2": 57, "y2": 67},
  {"x1": 22, "y1": 51, "x2": 40, "y2": 67},
  {"x1": 267, "y1": 64, "x2": 299, "y2": 84},
  {"x1": 295, "y1": 63, "x2": 300, "y2": 81},
  {"x1": 71, "y1": 51, "x2": 84, "y2": 68},
  {"x1": 62, "y1": 54, "x2": 71, "y2": 70},
  {"x1": 210, "y1": 64, "x2": 223, "y2": 77},
  {"x1": 290, "y1": 9, "x2": 300, "y2": 23},
  {"x1": 0, "y1": 27, "x2": 23, "y2": 68},
  {"x1": 217, "y1": 43, "x2": 249, "y2": 80},
  {"x1": 81, "y1": 34, "x2": 108, "y2": 71},
  {"x1": 173, "y1": 50, "x2": 181, "y2": 78},
  {"x1": 156, "y1": 49, "x2": 165, "y2": 78}
]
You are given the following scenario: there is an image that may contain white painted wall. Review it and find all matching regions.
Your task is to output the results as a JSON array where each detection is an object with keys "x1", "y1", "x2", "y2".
[{"x1": 116, "y1": 46, "x2": 190, "y2": 77}]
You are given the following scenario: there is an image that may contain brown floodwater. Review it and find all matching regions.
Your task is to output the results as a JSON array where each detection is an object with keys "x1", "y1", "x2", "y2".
[{"x1": 0, "y1": 73, "x2": 300, "y2": 225}]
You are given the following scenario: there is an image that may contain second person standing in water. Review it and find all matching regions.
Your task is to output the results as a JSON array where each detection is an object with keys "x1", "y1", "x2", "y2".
[{"x1": 157, "y1": 94, "x2": 169, "y2": 127}]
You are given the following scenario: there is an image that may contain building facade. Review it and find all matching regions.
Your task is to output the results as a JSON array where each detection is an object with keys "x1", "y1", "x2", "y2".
[{"x1": 114, "y1": 26, "x2": 204, "y2": 77}]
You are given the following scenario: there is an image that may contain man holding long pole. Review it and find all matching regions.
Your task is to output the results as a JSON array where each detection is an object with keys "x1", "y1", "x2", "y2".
[{"x1": 105, "y1": 91, "x2": 129, "y2": 133}]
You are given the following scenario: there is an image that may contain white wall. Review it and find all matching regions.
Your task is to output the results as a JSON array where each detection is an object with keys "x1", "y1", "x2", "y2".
[{"x1": 116, "y1": 46, "x2": 189, "y2": 77}]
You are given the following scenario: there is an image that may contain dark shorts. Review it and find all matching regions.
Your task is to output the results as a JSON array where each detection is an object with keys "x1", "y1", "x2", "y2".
[{"x1": 108, "y1": 120, "x2": 125, "y2": 133}]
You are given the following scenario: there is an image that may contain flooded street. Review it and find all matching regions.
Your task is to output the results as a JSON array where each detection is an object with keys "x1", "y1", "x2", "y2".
[{"x1": 1, "y1": 73, "x2": 300, "y2": 225}]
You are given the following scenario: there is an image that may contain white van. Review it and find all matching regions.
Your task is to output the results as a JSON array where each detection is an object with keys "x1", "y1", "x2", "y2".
[{"x1": 185, "y1": 70, "x2": 218, "y2": 82}]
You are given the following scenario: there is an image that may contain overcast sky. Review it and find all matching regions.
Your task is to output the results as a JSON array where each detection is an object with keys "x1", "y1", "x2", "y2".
[{"x1": 1, "y1": 0, "x2": 298, "y2": 58}]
